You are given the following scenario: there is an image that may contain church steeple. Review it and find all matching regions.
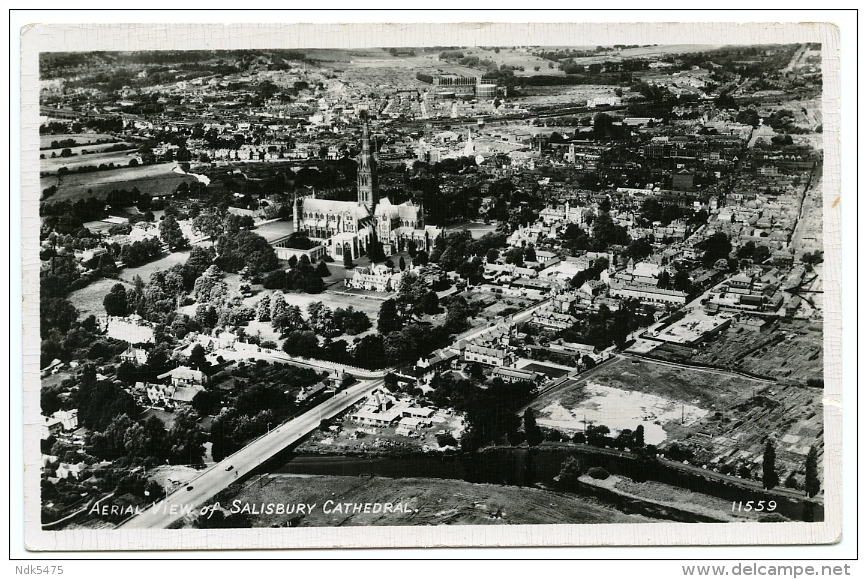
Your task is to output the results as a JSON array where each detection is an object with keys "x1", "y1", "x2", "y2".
[{"x1": 357, "y1": 116, "x2": 377, "y2": 211}]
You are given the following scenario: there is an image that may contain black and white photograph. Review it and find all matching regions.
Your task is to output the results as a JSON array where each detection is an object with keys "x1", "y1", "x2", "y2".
[{"x1": 18, "y1": 20, "x2": 844, "y2": 551}]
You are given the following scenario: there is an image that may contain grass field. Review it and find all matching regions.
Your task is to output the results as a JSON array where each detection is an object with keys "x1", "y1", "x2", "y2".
[
  {"x1": 39, "y1": 133, "x2": 119, "y2": 149},
  {"x1": 41, "y1": 163, "x2": 198, "y2": 204},
  {"x1": 41, "y1": 148, "x2": 137, "y2": 174},
  {"x1": 118, "y1": 251, "x2": 190, "y2": 283},
  {"x1": 68, "y1": 277, "x2": 134, "y2": 318}
]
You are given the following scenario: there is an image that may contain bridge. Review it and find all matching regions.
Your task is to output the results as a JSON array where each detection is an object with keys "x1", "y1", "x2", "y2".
[{"x1": 119, "y1": 376, "x2": 383, "y2": 529}]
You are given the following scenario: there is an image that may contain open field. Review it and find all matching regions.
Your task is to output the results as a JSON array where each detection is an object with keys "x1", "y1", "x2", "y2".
[
  {"x1": 514, "y1": 84, "x2": 622, "y2": 105},
  {"x1": 526, "y1": 355, "x2": 770, "y2": 443},
  {"x1": 68, "y1": 277, "x2": 134, "y2": 319},
  {"x1": 118, "y1": 251, "x2": 190, "y2": 283},
  {"x1": 41, "y1": 148, "x2": 137, "y2": 174},
  {"x1": 535, "y1": 381, "x2": 708, "y2": 445},
  {"x1": 181, "y1": 475, "x2": 648, "y2": 528},
  {"x1": 41, "y1": 163, "x2": 198, "y2": 204},
  {"x1": 555, "y1": 355, "x2": 768, "y2": 409},
  {"x1": 105, "y1": 317, "x2": 155, "y2": 344},
  {"x1": 39, "y1": 133, "x2": 119, "y2": 149},
  {"x1": 451, "y1": 47, "x2": 566, "y2": 77}
]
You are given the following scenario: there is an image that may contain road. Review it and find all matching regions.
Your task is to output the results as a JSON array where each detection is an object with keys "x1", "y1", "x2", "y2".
[
  {"x1": 120, "y1": 376, "x2": 383, "y2": 529},
  {"x1": 791, "y1": 168, "x2": 824, "y2": 255}
]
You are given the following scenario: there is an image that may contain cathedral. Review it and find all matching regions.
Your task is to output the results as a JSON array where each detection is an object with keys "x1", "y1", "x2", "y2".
[{"x1": 293, "y1": 118, "x2": 442, "y2": 260}]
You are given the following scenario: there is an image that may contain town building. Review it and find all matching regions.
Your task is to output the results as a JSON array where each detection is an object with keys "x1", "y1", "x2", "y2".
[
  {"x1": 119, "y1": 345, "x2": 148, "y2": 366},
  {"x1": 157, "y1": 366, "x2": 207, "y2": 387},
  {"x1": 345, "y1": 264, "x2": 404, "y2": 292},
  {"x1": 464, "y1": 343, "x2": 513, "y2": 367}
]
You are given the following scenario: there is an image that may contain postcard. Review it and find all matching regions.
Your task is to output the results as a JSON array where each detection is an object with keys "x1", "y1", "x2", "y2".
[{"x1": 21, "y1": 21, "x2": 842, "y2": 550}]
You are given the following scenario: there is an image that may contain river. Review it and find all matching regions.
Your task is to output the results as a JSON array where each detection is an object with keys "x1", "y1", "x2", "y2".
[{"x1": 273, "y1": 448, "x2": 822, "y2": 522}]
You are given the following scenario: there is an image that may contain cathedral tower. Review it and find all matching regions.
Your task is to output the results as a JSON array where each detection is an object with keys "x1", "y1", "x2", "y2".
[{"x1": 357, "y1": 117, "x2": 378, "y2": 211}]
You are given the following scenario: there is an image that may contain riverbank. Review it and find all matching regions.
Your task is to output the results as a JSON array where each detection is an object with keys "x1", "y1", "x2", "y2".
[
  {"x1": 184, "y1": 475, "x2": 650, "y2": 528},
  {"x1": 274, "y1": 445, "x2": 822, "y2": 523}
]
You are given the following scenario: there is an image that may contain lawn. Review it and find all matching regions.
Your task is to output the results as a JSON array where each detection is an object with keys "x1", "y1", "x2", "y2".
[
  {"x1": 253, "y1": 219, "x2": 295, "y2": 243},
  {"x1": 68, "y1": 277, "x2": 134, "y2": 318},
  {"x1": 118, "y1": 251, "x2": 190, "y2": 283}
]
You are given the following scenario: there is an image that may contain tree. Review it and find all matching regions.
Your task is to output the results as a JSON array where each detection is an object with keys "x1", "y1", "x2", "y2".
[
  {"x1": 407, "y1": 240, "x2": 418, "y2": 258},
  {"x1": 167, "y1": 407, "x2": 205, "y2": 465},
  {"x1": 282, "y1": 330, "x2": 319, "y2": 358},
  {"x1": 701, "y1": 232, "x2": 732, "y2": 267},
  {"x1": 188, "y1": 344, "x2": 209, "y2": 371},
  {"x1": 256, "y1": 294, "x2": 271, "y2": 321},
  {"x1": 762, "y1": 439, "x2": 780, "y2": 490},
  {"x1": 377, "y1": 299, "x2": 403, "y2": 334},
  {"x1": 399, "y1": 256, "x2": 407, "y2": 271},
  {"x1": 343, "y1": 250, "x2": 354, "y2": 269},
  {"x1": 557, "y1": 457, "x2": 582, "y2": 489},
  {"x1": 415, "y1": 250, "x2": 429, "y2": 266},
  {"x1": 504, "y1": 247, "x2": 524, "y2": 266},
  {"x1": 316, "y1": 261, "x2": 330, "y2": 277},
  {"x1": 215, "y1": 230, "x2": 278, "y2": 275},
  {"x1": 159, "y1": 215, "x2": 188, "y2": 251},
  {"x1": 804, "y1": 445, "x2": 821, "y2": 498},
  {"x1": 420, "y1": 291, "x2": 440, "y2": 315},
  {"x1": 192, "y1": 212, "x2": 224, "y2": 240},
  {"x1": 524, "y1": 408, "x2": 543, "y2": 446},
  {"x1": 633, "y1": 424, "x2": 645, "y2": 449},
  {"x1": 103, "y1": 283, "x2": 128, "y2": 317},
  {"x1": 98, "y1": 253, "x2": 118, "y2": 277},
  {"x1": 444, "y1": 295, "x2": 471, "y2": 333}
]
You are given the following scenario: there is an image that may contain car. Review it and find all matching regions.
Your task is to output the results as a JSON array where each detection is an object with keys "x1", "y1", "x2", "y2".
[
  {"x1": 225, "y1": 465, "x2": 234, "y2": 472},
  {"x1": 186, "y1": 485, "x2": 194, "y2": 491}
]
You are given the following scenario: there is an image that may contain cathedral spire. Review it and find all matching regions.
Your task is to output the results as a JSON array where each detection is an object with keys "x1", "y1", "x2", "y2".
[{"x1": 357, "y1": 115, "x2": 377, "y2": 211}]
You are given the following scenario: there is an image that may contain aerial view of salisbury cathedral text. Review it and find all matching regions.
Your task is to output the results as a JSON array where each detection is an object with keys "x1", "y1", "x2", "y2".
[{"x1": 29, "y1": 32, "x2": 836, "y2": 547}]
